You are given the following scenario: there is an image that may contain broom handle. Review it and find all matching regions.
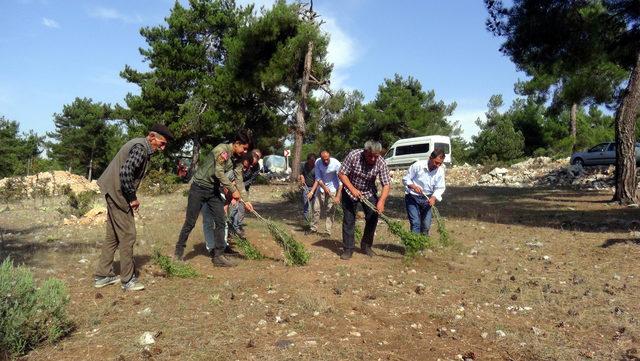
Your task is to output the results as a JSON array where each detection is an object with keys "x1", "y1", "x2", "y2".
[
  {"x1": 239, "y1": 199, "x2": 268, "y2": 223},
  {"x1": 359, "y1": 196, "x2": 393, "y2": 223}
]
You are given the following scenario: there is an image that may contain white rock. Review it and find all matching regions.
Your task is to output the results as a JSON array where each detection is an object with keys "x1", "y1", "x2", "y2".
[
  {"x1": 287, "y1": 331, "x2": 298, "y2": 337},
  {"x1": 137, "y1": 307, "x2": 152, "y2": 316},
  {"x1": 258, "y1": 319, "x2": 267, "y2": 326},
  {"x1": 496, "y1": 330, "x2": 506, "y2": 338},
  {"x1": 138, "y1": 332, "x2": 156, "y2": 346},
  {"x1": 350, "y1": 331, "x2": 361, "y2": 337}
]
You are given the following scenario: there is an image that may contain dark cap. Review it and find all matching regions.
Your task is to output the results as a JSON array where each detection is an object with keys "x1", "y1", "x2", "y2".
[{"x1": 150, "y1": 123, "x2": 174, "y2": 141}]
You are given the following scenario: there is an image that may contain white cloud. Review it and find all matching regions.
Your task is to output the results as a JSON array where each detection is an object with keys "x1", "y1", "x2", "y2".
[
  {"x1": 88, "y1": 7, "x2": 143, "y2": 23},
  {"x1": 42, "y1": 17, "x2": 59, "y2": 28},
  {"x1": 320, "y1": 17, "x2": 358, "y2": 92},
  {"x1": 447, "y1": 108, "x2": 486, "y2": 141}
]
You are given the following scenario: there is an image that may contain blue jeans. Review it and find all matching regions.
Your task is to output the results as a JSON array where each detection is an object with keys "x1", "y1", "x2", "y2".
[
  {"x1": 228, "y1": 202, "x2": 244, "y2": 233},
  {"x1": 404, "y1": 193, "x2": 433, "y2": 235}
]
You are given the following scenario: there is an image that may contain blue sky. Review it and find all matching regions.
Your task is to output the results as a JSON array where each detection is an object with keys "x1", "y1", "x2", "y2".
[{"x1": 0, "y1": 0, "x2": 524, "y2": 140}]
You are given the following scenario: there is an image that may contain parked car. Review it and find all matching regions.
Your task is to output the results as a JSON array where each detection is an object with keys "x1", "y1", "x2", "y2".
[
  {"x1": 262, "y1": 155, "x2": 291, "y2": 174},
  {"x1": 570, "y1": 142, "x2": 640, "y2": 166},
  {"x1": 384, "y1": 135, "x2": 452, "y2": 169}
]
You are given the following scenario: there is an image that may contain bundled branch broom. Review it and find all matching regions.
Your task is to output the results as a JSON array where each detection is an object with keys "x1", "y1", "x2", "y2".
[{"x1": 242, "y1": 201, "x2": 310, "y2": 266}]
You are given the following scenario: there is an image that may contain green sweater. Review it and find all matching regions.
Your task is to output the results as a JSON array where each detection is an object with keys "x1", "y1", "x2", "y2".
[{"x1": 193, "y1": 143, "x2": 246, "y2": 199}]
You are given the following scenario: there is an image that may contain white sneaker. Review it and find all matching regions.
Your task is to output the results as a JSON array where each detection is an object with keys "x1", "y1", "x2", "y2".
[
  {"x1": 121, "y1": 277, "x2": 145, "y2": 291},
  {"x1": 94, "y1": 276, "x2": 120, "y2": 288}
]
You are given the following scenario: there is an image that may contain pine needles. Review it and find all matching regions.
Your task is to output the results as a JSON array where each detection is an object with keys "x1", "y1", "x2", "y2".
[
  {"x1": 245, "y1": 204, "x2": 310, "y2": 266},
  {"x1": 152, "y1": 249, "x2": 199, "y2": 278},
  {"x1": 359, "y1": 197, "x2": 431, "y2": 258},
  {"x1": 233, "y1": 235, "x2": 264, "y2": 260}
]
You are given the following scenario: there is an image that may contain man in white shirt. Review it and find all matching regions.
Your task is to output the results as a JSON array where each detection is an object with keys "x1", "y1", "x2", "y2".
[
  {"x1": 402, "y1": 148, "x2": 446, "y2": 235},
  {"x1": 307, "y1": 150, "x2": 342, "y2": 235}
]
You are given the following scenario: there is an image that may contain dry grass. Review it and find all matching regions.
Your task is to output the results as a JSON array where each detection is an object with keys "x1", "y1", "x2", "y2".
[{"x1": 2, "y1": 185, "x2": 640, "y2": 360}]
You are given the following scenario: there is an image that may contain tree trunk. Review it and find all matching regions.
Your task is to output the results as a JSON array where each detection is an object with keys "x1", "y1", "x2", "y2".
[
  {"x1": 613, "y1": 51, "x2": 640, "y2": 205},
  {"x1": 290, "y1": 41, "x2": 314, "y2": 182},
  {"x1": 189, "y1": 138, "x2": 201, "y2": 181},
  {"x1": 570, "y1": 102, "x2": 578, "y2": 152}
]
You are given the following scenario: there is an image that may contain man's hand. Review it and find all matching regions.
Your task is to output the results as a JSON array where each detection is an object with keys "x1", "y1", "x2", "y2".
[
  {"x1": 428, "y1": 196, "x2": 437, "y2": 207},
  {"x1": 333, "y1": 194, "x2": 341, "y2": 204},
  {"x1": 306, "y1": 191, "x2": 314, "y2": 200},
  {"x1": 376, "y1": 198, "x2": 385, "y2": 214},
  {"x1": 129, "y1": 199, "x2": 140, "y2": 211},
  {"x1": 350, "y1": 187, "x2": 362, "y2": 199},
  {"x1": 243, "y1": 201, "x2": 254, "y2": 213},
  {"x1": 231, "y1": 190, "x2": 241, "y2": 200},
  {"x1": 411, "y1": 184, "x2": 423, "y2": 195}
]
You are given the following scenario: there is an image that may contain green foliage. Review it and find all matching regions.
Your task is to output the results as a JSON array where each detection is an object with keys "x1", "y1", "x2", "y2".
[
  {"x1": 47, "y1": 98, "x2": 124, "y2": 179},
  {"x1": 432, "y1": 206, "x2": 452, "y2": 247},
  {"x1": 471, "y1": 95, "x2": 525, "y2": 163},
  {"x1": 139, "y1": 169, "x2": 181, "y2": 195},
  {"x1": 152, "y1": 250, "x2": 199, "y2": 278},
  {"x1": 0, "y1": 258, "x2": 73, "y2": 358},
  {"x1": 233, "y1": 235, "x2": 264, "y2": 260},
  {"x1": 0, "y1": 117, "x2": 45, "y2": 178},
  {"x1": 253, "y1": 174, "x2": 269, "y2": 185},
  {"x1": 360, "y1": 74, "x2": 459, "y2": 149},
  {"x1": 251, "y1": 209, "x2": 309, "y2": 266},
  {"x1": 359, "y1": 197, "x2": 432, "y2": 260},
  {"x1": 0, "y1": 177, "x2": 28, "y2": 203},
  {"x1": 65, "y1": 190, "x2": 98, "y2": 218}
]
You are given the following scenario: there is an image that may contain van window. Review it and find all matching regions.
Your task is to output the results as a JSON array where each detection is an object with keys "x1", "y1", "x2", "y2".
[
  {"x1": 434, "y1": 143, "x2": 450, "y2": 154},
  {"x1": 395, "y1": 143, "x2": 429, "y2": 156},
  {"x1": 384, "y1": 148, "x2": 394, "y2": 159}
]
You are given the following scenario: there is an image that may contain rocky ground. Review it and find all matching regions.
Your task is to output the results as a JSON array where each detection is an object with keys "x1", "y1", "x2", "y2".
[{"x1": 1, "y1": 176, "x2": 639, "y2": 360}]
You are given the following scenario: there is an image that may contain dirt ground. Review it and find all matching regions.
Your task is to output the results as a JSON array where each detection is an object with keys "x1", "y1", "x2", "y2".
[{"x1": 1, "y1": 183, "x2": 639, "y2": 361}]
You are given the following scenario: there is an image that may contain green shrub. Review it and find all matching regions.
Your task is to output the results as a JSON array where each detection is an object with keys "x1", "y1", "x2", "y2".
[
  {"x1": 0, "y1": 258, "x2": 73, "y2": 358},
  {"x1": 0, "y1": 177, "x2": 28, "y2": 203},
  {"x1": 139, "y1": 169, "x2": 180, "y2": 195},
  {"x1": 65, "y1": 190, "x2": 98, "y2": 217},
  {"x1": 253, "y1": 174, "x2": 269, "y2": 185},
  {"x1": 152, "y1": 250, "x2": 199, "y2": 278}
]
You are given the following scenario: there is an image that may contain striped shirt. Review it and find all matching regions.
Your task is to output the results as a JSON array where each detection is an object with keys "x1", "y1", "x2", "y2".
[{"x1": 339, "y1": 149, "x2": 391, "y2": 200}]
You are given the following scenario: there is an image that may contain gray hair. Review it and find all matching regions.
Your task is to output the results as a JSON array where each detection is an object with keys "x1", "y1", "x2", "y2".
[{"x1": 364, "y1": 140, "x2": 383, "y2": 154}]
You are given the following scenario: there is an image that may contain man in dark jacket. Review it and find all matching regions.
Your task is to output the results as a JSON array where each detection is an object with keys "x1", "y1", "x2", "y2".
[{"x1": 94, "y1": 124, "x2": 173, "y2": 291}]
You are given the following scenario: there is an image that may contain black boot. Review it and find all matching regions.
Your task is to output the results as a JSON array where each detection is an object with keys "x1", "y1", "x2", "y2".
[{"x1": 212, "y1": 249, "x2": 237, "y2": 267}]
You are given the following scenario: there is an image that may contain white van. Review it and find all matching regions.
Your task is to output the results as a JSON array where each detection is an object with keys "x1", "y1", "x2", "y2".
[{"x1": 384, "y1": 135, "x2": 452, "y2": 169}]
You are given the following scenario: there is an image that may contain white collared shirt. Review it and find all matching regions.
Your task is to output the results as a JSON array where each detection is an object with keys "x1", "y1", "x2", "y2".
[
  {"x1": 315, "y1": 157, "x2": 342, "y2": 193},
  {"x1": 402, "y1": 160, "x2": 446, "y2": 201}
]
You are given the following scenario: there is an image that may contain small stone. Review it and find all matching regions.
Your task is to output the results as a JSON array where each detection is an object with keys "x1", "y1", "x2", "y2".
[
  {"x1": 258, "y1": 319, "x2": 267, "y2": 326},
  {"x1": 350, "y1": 331, "x2": 361, "y2": 337},
  {"x1": 138, "y1": 332, "x2": 156, "y2": 346},
  {"x1": 304, "y1": 340, "x2": 317, "y2": 346},
  {"x1": 137, "y1": 307, "x2": 152, "y2": 316},
  {"x1": 481, "y1": 332, "x2": 488, "y2": 339},
  {"x1": 496, "y1": 330, "x2": 506, "y2": 338},
  {"x1": 287, "y1": 331, "x2": 298, "y2": 337},
  {"x1": 95, "y1": 292, "x2": 103, "y2": 299},
  {"x1": 275, "y1": 339, "x2": 294, "y2": 349},
  {"x1": 247, "y1": 339, "x2": 256, "y2": 348},
  {"x1": 531, "y1": 326, "x2": 543, "y2": 336}
]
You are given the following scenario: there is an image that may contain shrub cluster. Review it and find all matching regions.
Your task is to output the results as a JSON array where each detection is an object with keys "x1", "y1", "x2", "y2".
[{"x1": 0, "y1": 258, "x2": 73, "y2": 358}]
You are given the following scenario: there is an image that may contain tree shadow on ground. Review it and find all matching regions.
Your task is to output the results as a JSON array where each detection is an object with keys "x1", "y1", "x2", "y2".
[
  {"x1": 384, "y1": 186, "x2": 640, "y2": 233},
  {"x1": 0, "y1": 224, "x2": 91, "y2": 266},
  {"x1": 312, "y1": 238, "x2": 343, "y2": 255},
  {"x1": 600, "y1": 238, "x2": 640, "y2": 248}
]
